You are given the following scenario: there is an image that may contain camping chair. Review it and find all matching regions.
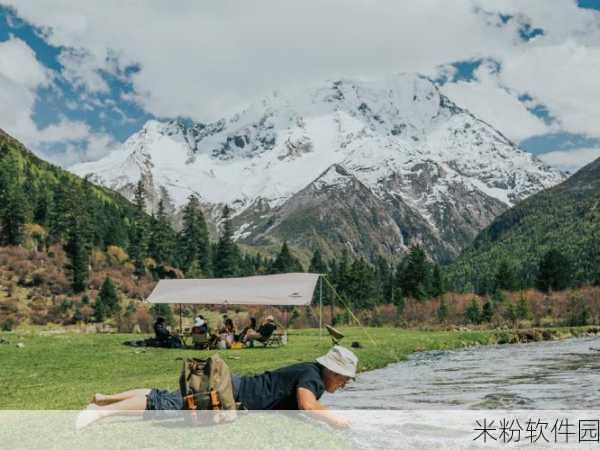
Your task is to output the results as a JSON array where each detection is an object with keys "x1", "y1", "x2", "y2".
[
  {"x1": 256, "y1": 322, "x2": 280, "y2": 347},
  {"x1": 191, "y1": 325, "x2": 209, "y2": 350},
  {"x1": 244, "y1": 322, "x2": 281, "y2": 347}
]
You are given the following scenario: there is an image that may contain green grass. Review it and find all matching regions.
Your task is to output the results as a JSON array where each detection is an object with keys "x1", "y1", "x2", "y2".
[
  {"x1": 0, "y1": 411, "x2": 351, "y2": 449},
  {"x1": 0, "y1": 327, "x2": 498, "y2": 409}
]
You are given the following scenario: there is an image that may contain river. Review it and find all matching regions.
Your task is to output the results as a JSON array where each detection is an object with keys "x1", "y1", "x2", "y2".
[{"x1": 321, "y1": 336, "x2": 600, "y2": 448}]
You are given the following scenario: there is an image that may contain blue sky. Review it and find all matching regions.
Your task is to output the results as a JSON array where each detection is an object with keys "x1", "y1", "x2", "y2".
[
  {"x1": 0, "y1": 6, "x2": 153, "y2": 161},
  {"x1": 0, "y1": 1, "x2": 599, "y2": 172}
]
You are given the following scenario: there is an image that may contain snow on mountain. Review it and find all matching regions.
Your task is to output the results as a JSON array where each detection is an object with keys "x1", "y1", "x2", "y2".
[{"x1": 71, "y1": 73, "x2": 564, "y2": 261}]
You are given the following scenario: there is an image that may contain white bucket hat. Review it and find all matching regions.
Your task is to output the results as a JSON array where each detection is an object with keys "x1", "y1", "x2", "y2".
[{"x1": 316, "y1": 345, "x2": 358, "y2": 379}]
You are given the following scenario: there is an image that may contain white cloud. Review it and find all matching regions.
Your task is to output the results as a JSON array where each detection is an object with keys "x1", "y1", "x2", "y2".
[
  {"x1": 0, "y1": 36, "x2": 114, "y2": 166},
  {"x1": 3, "y1": 0, "x2": 524, "y2": 121},
  {"x1": 441, "y1": 63, "x2": 550, "y2": 142},
  {"x1": 0, "y1": 37, "x2": 49, "y2": 87},
  {"x1": 498, "y1": 41, "x2": 600, "y2": 139},
  {"x1": 2, "y1": 0, "x2": 599, "y2": 151},
  {"x1": 43, "y1": 132, "x2": 118, "y2": 167},
  {"x1": 0, "y1": 37, "x2": 51, "y2": 143},
  {"x1": 32, "y1": 120, "x2": 90, "y2": 143},
  {"x1": 538, "y1": 147, "x2": 600, "y2": 173},
  {"x1": 58, "y1": 48, "x2": 110, "y2": 93}
]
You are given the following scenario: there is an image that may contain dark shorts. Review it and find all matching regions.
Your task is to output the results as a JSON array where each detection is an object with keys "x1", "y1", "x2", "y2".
[
  {"x1": 144, "y1": 376, "x2": 241, "y2": 418},
  {"x1": 144, "y1": 389, "x2": 184, "y2": 419}
]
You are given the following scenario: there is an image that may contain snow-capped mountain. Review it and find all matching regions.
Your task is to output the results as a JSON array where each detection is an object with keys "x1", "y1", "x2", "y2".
[{"x1": 71, "y1": 73, "x2": 564, "y2": 262}]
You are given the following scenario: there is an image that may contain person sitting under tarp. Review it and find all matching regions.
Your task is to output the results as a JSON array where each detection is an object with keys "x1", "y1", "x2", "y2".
[
  {"x1": 217, "y1": 318, "x2": 237, "y2": 349},
  {"x1": 191, "y1": 316, "x2": 209, "y2": 349},
  {"x1": 238, "y1": 317, "x2": 257, "y2": 342},
  {"x1": 152, "y1": 317, "x2": 182, "y2": 348},
  {"x1": 242, "y1": 315, "x2": 277, "y2": 346}
]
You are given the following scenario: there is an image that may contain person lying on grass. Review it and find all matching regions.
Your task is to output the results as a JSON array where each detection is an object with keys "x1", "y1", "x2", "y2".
[{"x1": 76, "y1": 345, "x2": 357, "y2": 430}]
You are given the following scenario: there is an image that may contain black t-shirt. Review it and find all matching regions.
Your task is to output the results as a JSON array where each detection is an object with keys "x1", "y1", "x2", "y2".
[{"x1": 236, "y1": 362, "x2": 325, "y2": 410}]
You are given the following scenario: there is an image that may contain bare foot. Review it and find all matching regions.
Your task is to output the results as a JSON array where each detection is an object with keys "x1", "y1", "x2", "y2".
[
  {"x1": 92, "y1": 393, "x2": 110, "y2": 405},
  {"x1": 75, "y1": 404, "x2": 102, "y2": 430}
]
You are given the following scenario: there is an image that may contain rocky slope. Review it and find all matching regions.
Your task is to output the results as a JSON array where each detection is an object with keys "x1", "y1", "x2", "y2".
[{"x1": 71, "y1": 74, "x2": 564, "y2": 262}]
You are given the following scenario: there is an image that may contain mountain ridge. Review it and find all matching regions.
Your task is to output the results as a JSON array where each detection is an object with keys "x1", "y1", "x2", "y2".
[
  {"x1": 448, "y1": 156, "x2": 600, "y2": 290},
  {"x1": 71, "y1": 73, "x2": 564, "y2": 262}
]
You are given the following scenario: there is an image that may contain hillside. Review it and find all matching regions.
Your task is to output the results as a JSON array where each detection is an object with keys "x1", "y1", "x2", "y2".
[
  {"x1": 0, "y1": 128, "x2": 169, "y2": 329},
  {"x1": 0, "y1": 128, "x2": 141, "y2": 250},
  {"x1": 449, "y1": 157, "x2": 600, "y2": 291},
  {"x1": 71, "y1": 74, "x2": 563, "y2": 263}
]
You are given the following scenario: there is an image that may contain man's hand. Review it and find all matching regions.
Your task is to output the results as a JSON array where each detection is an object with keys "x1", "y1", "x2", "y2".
[
  {"x1": 329, "y1": 414, "x2": 351, "y2": 429},
  {"x1": 297, "y1": 387, "x2": 351, "y2": 429}
]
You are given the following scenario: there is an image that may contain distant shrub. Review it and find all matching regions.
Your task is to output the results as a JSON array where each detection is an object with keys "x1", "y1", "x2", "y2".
[
  {"x1": 566, "y1": 294, "x2": 590, "y2": 327},
  {"x1": 481, "y1": 301, "x2": 494, "y2": 323},
  {"x1": 0, "y1": 298, "x2": 20, "y2": 331},
  {"x1": 465, "y1": 298, "x2": 481, "y2": 324},
  {"x1": 106, "y1": 246, "x2": 129, "y2": 266},
  {"x1": 90, "y1": 250, "x2": 107, "y2": 269},
  {"x1": 1, "y1": 317, "x2": 16, "y2": 331},
  {"x1": 23, "y1": 224, "x2": 47, "y2": 251},
  {"x1": 516, "y1": 294, "x2": 531, "y2": 320},
  {"x1": 133, "y1": 305, "x2": 153, "y2": 333},
  {"x1": 437, "y1": 298, "x2": 449, "y2": 322},
  {"x1": 30, "y1": 270, "x2": 45, "y2": 287}
]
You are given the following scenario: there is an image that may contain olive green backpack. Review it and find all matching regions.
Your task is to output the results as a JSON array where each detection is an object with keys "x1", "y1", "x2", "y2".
[{"x1": 179, "y1": 354, "x2": 237, "y2": 425}]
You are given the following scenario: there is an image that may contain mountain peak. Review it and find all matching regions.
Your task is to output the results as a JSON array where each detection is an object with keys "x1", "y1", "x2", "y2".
[{"x1": 70, "y1": 73, "x2": 565, "y2": 261}]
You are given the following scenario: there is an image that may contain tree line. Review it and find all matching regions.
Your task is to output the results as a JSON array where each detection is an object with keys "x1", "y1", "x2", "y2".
[
  {"x1": 450, "y1": 248, "x2": 600, "y2": 296},
  {"x1": 4, "y1": 135, "x2": 594, "y2": 319}
]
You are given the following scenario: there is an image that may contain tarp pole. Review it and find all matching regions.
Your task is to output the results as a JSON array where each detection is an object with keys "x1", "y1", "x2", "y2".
[
  {"x1": 319, "y1": 276, "x2": 323, "y2": 341},
  {"x1": 179, "y1": 304, "x2": 183, "y2": 334}
]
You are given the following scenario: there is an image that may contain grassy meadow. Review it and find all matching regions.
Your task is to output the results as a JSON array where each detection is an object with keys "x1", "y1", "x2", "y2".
[{"x1": 1, "y1": 325, "x2": 596, "y2": 410}]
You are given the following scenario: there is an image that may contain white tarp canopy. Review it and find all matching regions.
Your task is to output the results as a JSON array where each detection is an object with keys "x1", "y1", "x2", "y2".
[{"x1": 146, "y1": 273, "x2": 321, "y2": 306}]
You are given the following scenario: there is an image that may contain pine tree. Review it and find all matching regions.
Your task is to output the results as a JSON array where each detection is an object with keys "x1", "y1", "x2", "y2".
[
  {"x1": 516, "y1": 294, "x2": 530, "y2": 321},
  {"x1": 437, "y1": 298, "x2": 449, "y2": 323},
  {"x1": 347, "y1": 258, "x2": 378, "y2": 309},
  {"x1": 504, "y1": 302, "x2": 517, "y2": 327},
  {"x1": 62, "y1": 183, "x2": 92, "y2": 293},
  {"x1": 0, "y1": 185, "x2": 28, "y2": 245},
  {"x1": 93, "y1": 298, "x2": 106, "y2": 322},
  {"x1": 271, "y1": 242, "x2": 303, "y2": 274},
  {"x1": 481, "y1": 301, "x2": 494, "y2": 323},
  {"x1": 97, "y1": 277, "x2": 120, "y2": 318},
  {"x1": 495, "y1": 261, "x2": 518, "y2": 292},
  {"x1": 308, "y1": 248, "x2": 327, "y2": 274},
  {"x1": 33, "y1": 189, "x2": 51, "y2": 227},
  {"x1": 178, "y1": 194, "x2": 210, "y2": 276},
  {"x1": 213, "y1": 205, "x2": 238, "y2": 278},
  {"x1": 396, "y1": 245, "x2": 431, "y2": 301},
  {"x1": 491, "y1": 289, "x2": 506, "y2": 305},
  {"x1": 536, "y1": 249, "x2": 572, "y2": 292},
  {"x1": 48, "y1": 176, "x2": 74, "y2": 243},
  {"x1": 130, "y1": 179, "x2": 148, "y2": 276},
  {"x1": 133, "y1": 179, "x2": 146, "y2": 211},
  {"x1": 65, "y1": 230, "x2": 89, "y2": 293},
  {"x1": 430, "y1": 264, "x2": 445, "y2": 298},
  {"x1": 148, "y1": 199, "x2": 176, "y2": 265},
  {"x1": 0, "y1": 151, "x2": 28, "y2": 246},
  {"x1": 151, "y1": 303, "x2": 174, "y2": 326},
  {"x1": 465, "y1": 298, "x2": 481, "y2": 324},
  {"x1": 374, "y1": 255, "x2": 394, "y2": 304},
  {"x1": 103, "y1": 207, "x2": 129, "y2": 249}
]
